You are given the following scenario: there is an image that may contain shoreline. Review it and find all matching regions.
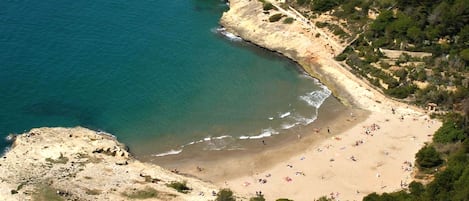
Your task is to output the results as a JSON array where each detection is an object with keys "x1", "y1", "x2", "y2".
[
  {"x1": 148, "y1": 95, "x2": 368, "y2": 181},
  {"x1": 187, "y1": 0, "x2": 442, "y2": 200},
  {"x1": 0, "y1": 0, "x2": 445, "y2": 200}
]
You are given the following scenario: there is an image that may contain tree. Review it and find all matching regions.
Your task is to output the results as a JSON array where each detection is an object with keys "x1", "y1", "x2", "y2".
[
  {"x1": 370, "y1": 10, "x2": 394, "y2": 36},
  {"x1": 407, "y1": 26, "x2": 422, "y2": 42},
  {"x1": 216, "y1": 189, "x2": 235, "y2": 201},
  {"x1": 416, "y1": 145, "x2": 443, "y2": 169},
  {"x1": 459, "y1": 49, "x2": 469, "y2": 62},
  {"x1": 311, "y1": 0, "x2": 340, "y2": 12}
]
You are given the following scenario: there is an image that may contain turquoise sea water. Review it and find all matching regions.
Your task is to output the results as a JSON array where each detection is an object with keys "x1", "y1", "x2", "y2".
[{"x1": 0, "y1": 0, "x2": 330, "y2": 155}]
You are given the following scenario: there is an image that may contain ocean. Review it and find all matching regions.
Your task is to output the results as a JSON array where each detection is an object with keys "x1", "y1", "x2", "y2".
[{"x1": 0, "y1": 0, "x2": 331, "y2": 156}]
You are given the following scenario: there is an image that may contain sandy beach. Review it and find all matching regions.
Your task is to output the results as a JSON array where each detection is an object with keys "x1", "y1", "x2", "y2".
[
  {"x1": 222, "y1": 108, "x2": 440, "y2": 200},
  {"x1": 178, "y1": 0, "x2": 443, "y2": 200}
]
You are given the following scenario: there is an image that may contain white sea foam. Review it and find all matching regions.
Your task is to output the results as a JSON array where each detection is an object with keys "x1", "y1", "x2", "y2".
[
  {"x1": 300, "y1": 86, "x2": 332, "y2": 108},
  {"x1": 239, "y1": 128, "x2": 279, "y2": 140},
  {"x1": 279, "y1": 112, "x2": 291, "y2": 118},
  {"x1": 294, "y1": 115, "x2": 317, "y2": 125},
  {"x1": 214, "y1": 135, "x2": 231, "y2": 140},
  {"x1": 153, "y1": 149, "x2": 183, "y2": 157},
  {"x1": 268, "y1": 117, "x2": 274, "y2": 120},
  {"x1": 281, "y1": 122, "x2": 297, "y2": 129},
  {"x1": 5, "y1": 134, "x2": 16, "y2": 141},
  {"x1": 213, "y1": 27, "x2": 243, "y2": 42}
]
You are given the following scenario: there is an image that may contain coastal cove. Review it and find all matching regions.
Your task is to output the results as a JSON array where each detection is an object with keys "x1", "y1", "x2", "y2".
[
  {"x1": 0, "y1": 0, "x2": 333, "y2": 157},
  {"x1": 0, "y1": 0, "x2": 446, "y2": 200}
]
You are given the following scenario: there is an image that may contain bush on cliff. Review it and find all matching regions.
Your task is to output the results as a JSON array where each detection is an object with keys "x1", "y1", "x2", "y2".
[
  {"x1": 269, "y1": 13, "x2": 284, "y2": 22},
  {"x1": 216, "y1": 188, "x2": 235, "y2": 201},
  {"x1": 166, "y1": 181, "x2": 191, "y2": 193},
  {"x1": 263, "y1": 2, "x2": 274, "y2": 10},
  {"x1": 283, "y1": 17, "x2": 294, "y2": 24}
]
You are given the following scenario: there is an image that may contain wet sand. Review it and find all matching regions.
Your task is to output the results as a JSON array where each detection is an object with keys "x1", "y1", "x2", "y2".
[{"x1": 145, "y1": 95, "x2": 368, "y2": 183}]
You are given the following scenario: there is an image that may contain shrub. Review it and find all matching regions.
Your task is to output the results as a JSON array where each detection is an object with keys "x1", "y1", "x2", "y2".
[
  {"x1": 166, "y1": 181, "x2": 191, "y2": 193},
  {"x1": 122, "y1": 187, "x2": 158, "y2": 199},
  {"x1": 296, "y1": 0, "x2": 311, "y2": 6},
  {"x1": 335, "y1": 53, "x2": 347, "y2": 61},
  {"x1": 416, "y1": 145, "x2": 443, "y2": 169},
  {"x1": 250, "y1": 194, "x2": 266, "y2": 201},
  {"x1": 315, "y1": 21, "x2": 328, "y2": 28},
  {"x1": 45, "y1": 153, "x2": 69, "y2": 164},
  {"x1": 263, "y1": 2, "x2": 274, "y2": 11},
  {"x1": 216, "y1": 189, "x2": 235, "y2": 201},
  {"x1": 433, "y1": 118, "x2": 466, "y2": 143},
  {"x1": 311, "y1": 0, "x2": 339, "y2": 12},
  {"x1": 269, "y1": 13, "x2": 284, "y2": 22},
  {"x1": 276, "y1": 199, "x2": 294, "y2": 201},
  {"x1": 283, "y1": 17, "x2": 294, "y2": 24},
  {"x1": 385, "y1": 84, "x2": 416, "y2": 99}
]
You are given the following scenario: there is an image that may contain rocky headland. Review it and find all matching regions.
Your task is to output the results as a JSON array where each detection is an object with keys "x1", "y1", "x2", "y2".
[{"x1": 0, "y1": 127, "x2": 217, "y2": 201}]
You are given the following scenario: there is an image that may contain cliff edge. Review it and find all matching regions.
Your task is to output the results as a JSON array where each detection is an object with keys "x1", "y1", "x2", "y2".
[{"x1": 220, "y1": 0, "x2": 417, "y2": 113}]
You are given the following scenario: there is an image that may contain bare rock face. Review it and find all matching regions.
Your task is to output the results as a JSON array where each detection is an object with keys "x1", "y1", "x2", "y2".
[
  {"x1": 220, "y1": 0, "x2": 357, "y2": 106},
  {"x1": 0, "y1": 127, "x2": 217, "y2": 201}
]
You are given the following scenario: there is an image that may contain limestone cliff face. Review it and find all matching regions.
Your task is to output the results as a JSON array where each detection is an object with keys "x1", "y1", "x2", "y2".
[
  {"x1": 221, "y1": 0, "x2": 312, "y2": 60},
  {"x1": 220, "y1": 0, "x2": 358, "y2": 106},
  {"x1": 0, "y1": 127, "x2": 217, "y2": 201}
]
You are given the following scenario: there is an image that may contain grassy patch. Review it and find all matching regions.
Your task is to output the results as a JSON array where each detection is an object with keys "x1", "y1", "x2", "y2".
[
  {"x1": 122, "y1": 187, "x2": 159, "y2": 199},
  {"x1": 45, "y1": 154, "x2": 69, "y2": 164},
  {"x1": 85, "y1": 188, "x2": 101, "y2": 195},
  {"x1": 166, "y1": 181, "x2": 191, "y2": 194},
  {"x1": 32, "y1": 185, "x2": 64, "y2": 201}
]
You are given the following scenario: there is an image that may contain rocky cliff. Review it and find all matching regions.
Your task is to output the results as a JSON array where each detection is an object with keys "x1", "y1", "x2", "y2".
[
  {"x1": 0, "y1": 127, "x2": 217, "y2": 201},
  {"x1": 220, "y1": 0, "x2": 370, "y2": 108}
]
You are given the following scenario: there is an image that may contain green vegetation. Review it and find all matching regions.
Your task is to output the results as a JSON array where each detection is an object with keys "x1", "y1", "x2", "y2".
[
  {"x1": 269, "y1": 13, "x2": 284, "y2": 22},
  {"x1": 166, "y1": 181, "x2": 191, "y2": 194},
  {"x1": 122, "y1": 187, "x2": 159, "y2": 199},
  {"x1": 216, "y1": 188, "x2": 235, "y2": 201},
  {"x1": 263, "y1": 2, "x2": 275, "y2": 11},
  {"x1": 310, "y1": 0, "x2": 340, "y2": 12},
  {"x1": 33, "y1": 186, "x2": 64, "y2": 201},
  {"x1": 317, "y1": 196, "x2": 333, "y2": 201},
  {"x1": 416, "y1": 145, "x2": 443, "y2": 169},
  {"x1": 250, "y1": 194, "x2": 266, "y2": 201},
  {"x1": 283, "y1": 17, "x2": 294, "y2": 24},
  {"x1": 45, "y1": 154, "x2": 69, "y2": 164},
  {"x1": 433, "y1": 113, "x2": 467, "y2": 143},
  {"x1": 286, "y1": 0, "x2": 469, "y2": 200},
  {"x1": 293, "y1": 0, "x2": 468, "y2": 109},
  {"x1": 85, "y1": 188, "x2": 101, "y2": 195}
]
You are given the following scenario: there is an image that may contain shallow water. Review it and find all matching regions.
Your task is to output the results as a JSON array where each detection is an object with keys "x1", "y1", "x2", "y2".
[{"x1": 0, "y1": 0, "x2": 330, "y2": 155}]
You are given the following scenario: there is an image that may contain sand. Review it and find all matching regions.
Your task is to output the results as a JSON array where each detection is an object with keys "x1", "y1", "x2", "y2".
[
  {"x1": 208, "y1": 0, "x2": 444, "y2": 200},
  {"x1": 223, "y1": 109, "x2": 440, "y2": 200}
]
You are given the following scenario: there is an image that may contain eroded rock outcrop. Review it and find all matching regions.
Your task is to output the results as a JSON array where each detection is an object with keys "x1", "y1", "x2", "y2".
[{"x1": 0, "y1": 127, "x2": 217, "y2": 201}]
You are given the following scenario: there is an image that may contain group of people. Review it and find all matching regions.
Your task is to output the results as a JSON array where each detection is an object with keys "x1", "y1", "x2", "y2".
[
  {"x1": 402, "y1": 161, "x2": 413, "y2": 172},
  {"x1": 364, "y1": 123, "x2": 380, "y2": 135}
]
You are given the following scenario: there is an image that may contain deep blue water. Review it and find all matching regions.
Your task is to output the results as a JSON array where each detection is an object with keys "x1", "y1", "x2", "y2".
[{"x1": 0, "y1": 0, "x2": 329, "y2": 155}]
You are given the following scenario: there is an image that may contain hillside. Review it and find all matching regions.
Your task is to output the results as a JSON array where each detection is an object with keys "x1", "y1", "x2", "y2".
[{"x1": 291, "y1": 0, "x2": 468, "y2": 111}]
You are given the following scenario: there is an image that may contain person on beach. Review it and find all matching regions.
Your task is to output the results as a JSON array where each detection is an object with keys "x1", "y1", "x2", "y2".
[
  {"x1": 327, "y1": 127, "x2": 330, "y2": 134},
  {"x1": 262, "y1": 140, "x2": 266, "y2": 145}
]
